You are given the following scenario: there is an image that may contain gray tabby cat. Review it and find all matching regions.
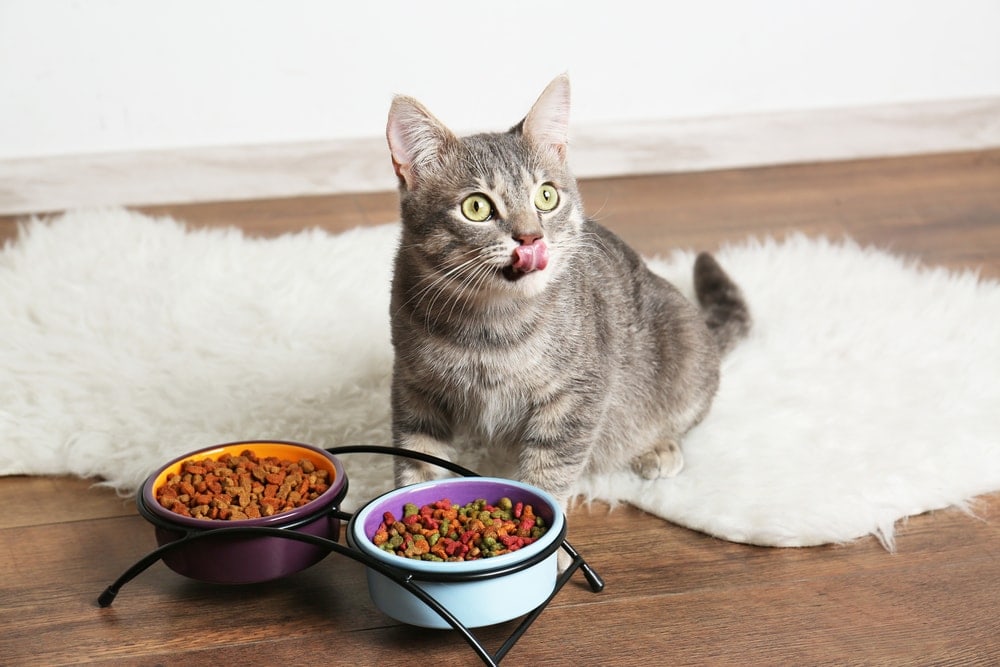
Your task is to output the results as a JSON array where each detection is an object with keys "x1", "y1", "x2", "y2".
[{"x1": 386, "y1": 74, "x2": 750, "y2": 512}]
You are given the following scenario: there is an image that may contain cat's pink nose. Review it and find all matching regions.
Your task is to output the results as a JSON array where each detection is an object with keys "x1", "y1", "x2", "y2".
[{"x1": 511, "y1": 238, "x2": 549, "y2": 273}]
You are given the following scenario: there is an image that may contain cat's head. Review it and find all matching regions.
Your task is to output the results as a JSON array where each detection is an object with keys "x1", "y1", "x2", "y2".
[{"x1": 386, "y1": 74, "x2": 584, "y2": 299}]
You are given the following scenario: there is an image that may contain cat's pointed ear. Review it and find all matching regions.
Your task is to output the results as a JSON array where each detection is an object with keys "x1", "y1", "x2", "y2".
[
  {"x1": 386, "y1": 95, "x2": 455, "y2": 190},
  {"x1": 520, "y1": 74, "x2": 571, "y2": 161}
]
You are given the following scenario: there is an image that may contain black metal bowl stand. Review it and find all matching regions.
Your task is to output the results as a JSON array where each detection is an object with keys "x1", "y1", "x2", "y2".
[{"x1": 98, "y1": 445, "x2": 605, "y2": 666}]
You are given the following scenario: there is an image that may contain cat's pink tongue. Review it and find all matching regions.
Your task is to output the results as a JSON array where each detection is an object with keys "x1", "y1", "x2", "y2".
[{"x1": 511, "y1": 239, "x2": 549, "y2": 273}]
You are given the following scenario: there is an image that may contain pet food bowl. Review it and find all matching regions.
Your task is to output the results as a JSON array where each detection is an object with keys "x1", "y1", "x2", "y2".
[
  {"x1": 138, "y1": 440, "x2": 348, "y2": 584},
  {"x1": 347, "y1": 477, "x2": 566, "y2": 629}
]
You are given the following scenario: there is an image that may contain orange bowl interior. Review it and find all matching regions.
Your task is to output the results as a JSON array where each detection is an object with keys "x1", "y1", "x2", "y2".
[{"x1": 152, "y1": 441, "x2": 339, "y2": 496}]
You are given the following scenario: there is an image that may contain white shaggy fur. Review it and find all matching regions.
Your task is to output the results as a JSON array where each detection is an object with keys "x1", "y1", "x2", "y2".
[{"x1": 2, "y1": 209, "x2": 998, "y2": 549}]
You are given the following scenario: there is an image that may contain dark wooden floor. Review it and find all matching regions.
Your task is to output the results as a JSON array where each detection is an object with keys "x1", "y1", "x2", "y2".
[{"x1": 2, "y1": 149, "x2": 999, "y2": 666}]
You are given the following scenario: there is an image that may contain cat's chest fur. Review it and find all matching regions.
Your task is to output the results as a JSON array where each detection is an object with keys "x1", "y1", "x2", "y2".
[{"x1": 403, "y1": 307, "x2": 571, "y2": 441}]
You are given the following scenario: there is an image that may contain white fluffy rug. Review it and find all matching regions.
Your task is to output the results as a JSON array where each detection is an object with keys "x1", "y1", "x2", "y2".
[{"x1": 3, "y1": 209, "x2": 999, "y2": 549}]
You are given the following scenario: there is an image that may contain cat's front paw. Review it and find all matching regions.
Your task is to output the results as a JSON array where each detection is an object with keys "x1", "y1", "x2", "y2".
[
  {"x1": 394, "y1": 460, "x2": 439, "y2": 488},
  {"x1": 630, "y1": 441, "x2": 685, "y2": 480},
  {"x1": 393, "y1": 433, "x2": 454, "y2": 487}
]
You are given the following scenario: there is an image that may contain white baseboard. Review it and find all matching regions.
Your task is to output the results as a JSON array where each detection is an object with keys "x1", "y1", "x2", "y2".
[{"x1": 2, "y1": 97, "x2": 999, "y2": 217}]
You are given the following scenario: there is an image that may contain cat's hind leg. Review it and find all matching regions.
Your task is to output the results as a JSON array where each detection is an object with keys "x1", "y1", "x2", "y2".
[{"x1": 630, "y1": 439, "x2": 685, "y2": 480}]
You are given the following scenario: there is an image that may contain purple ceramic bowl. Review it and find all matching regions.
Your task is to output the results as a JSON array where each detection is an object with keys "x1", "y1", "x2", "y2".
[{"x1": 138, "y1": 440, "x2": 348, "y2": 584}]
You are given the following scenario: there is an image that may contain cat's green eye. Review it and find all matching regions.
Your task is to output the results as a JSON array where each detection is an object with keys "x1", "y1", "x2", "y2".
[
  {"x1": 461, "y1": 194, "x2": 494, "y2": 222},
  {"x1": 534, "y1": 183, "x2": 559, "y2": 212}
]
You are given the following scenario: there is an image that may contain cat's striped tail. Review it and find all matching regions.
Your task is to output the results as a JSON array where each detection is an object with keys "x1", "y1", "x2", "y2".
[{"x1": 693, "y1": 252, "x2": 751, "y2": 354}]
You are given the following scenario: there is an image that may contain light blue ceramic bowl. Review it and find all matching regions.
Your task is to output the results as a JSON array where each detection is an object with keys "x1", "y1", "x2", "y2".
[{"x1": 347, "y1": 477, "x2": 566, "y2": 629}]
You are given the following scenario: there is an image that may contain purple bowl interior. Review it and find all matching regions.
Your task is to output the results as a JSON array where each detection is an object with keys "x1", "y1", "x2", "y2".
[{"x1": 361, "y1": 478, "x2": 555, "y2": 541}]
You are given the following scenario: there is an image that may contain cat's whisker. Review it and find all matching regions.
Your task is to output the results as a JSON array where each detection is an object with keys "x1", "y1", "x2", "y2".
[
  {"x1": 396, "y1": 250, "x2": 485, "y2": 318},
  {"x1": 584, "y1": 195, "x2": 611, "y2": 222},
  {"x1": 437, "y1": 250, "x2": 506, "y2": 326},
  {"x1": 573, "y1": 233, "x2": 616, "y2": 267},
  {"x1": 444, "y1": 264, "x2": 492, "y2": 324},
  {"x1": 419, "y1": 250, "x2": 502, "y2": 330}
]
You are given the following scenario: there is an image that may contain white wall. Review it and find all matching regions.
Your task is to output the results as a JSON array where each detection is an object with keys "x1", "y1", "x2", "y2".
[{"x1": 2, "y1": 0, "x2": 1000, "y2": 161}]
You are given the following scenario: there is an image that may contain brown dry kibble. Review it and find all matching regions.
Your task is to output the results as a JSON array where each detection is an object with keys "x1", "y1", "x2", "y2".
[{"x1": 155, "y1": 449, "x2": 333, "y2": 521}]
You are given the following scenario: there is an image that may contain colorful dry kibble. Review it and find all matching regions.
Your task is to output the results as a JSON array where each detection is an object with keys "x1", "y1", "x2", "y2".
[
  {"x1": 372, "y1": 497, "x2": 548, "y2": 561},
  {"x1": 156, "y1": 450, "x2": 331, "y2": 520}
]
